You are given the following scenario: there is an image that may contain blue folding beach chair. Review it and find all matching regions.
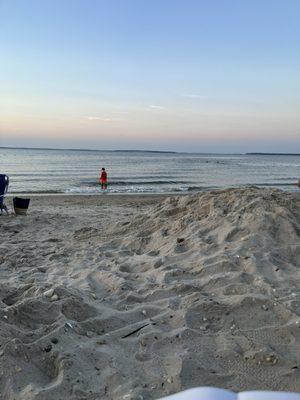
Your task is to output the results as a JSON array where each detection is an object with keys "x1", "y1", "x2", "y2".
[{"x1": 0, "y1": 174, "x2": 9, "y2": 214}]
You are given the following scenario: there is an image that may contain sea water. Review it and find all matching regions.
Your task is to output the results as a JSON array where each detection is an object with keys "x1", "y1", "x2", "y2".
[{"x1": 0, "y1": 148, "x2": 299, "y2": 194}]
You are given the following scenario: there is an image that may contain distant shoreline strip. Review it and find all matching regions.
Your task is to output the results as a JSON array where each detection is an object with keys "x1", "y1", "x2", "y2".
[
  {"x1": 246, "y1": 153, "x2": 300, "y2": 156},
  {"x1": 1, "y1": 146, "x2": 300, "y2": 155},
  {"x1": 0, "y1": 146, "x2": 177, "y2": 154}
]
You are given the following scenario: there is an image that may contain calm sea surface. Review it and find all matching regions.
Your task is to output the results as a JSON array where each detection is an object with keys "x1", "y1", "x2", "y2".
[{"x1": 0, "y1": 148, "x2": 299, "y2": 194}]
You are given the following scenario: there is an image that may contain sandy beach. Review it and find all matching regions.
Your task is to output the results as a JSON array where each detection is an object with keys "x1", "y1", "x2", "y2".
[{"x1": 0, "y1": 187, "x2": 299, "y2": 399}]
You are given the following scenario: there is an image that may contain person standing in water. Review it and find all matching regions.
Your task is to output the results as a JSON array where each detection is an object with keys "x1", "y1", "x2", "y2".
[{"x1": 100, "y1": 167, "x2": 108, "y2": 190}]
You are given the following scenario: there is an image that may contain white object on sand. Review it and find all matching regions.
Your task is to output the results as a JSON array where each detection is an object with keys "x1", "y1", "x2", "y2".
[
  {"x1": 44, "y1": 288, "x2": 54, "y2": 297},
  {"x1": 158, "y1": 387, "x2": 300, "y2": 400}
]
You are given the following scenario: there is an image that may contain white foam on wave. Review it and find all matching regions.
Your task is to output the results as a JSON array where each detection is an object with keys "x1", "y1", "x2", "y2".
[{"x1": 65, "y1": 185, "x2": 184, "y2": 194}]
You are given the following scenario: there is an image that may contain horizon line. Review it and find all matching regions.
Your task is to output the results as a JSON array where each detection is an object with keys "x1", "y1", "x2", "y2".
[{"x1": 0, "y1": 146, "x2": 299, "y2": 156}]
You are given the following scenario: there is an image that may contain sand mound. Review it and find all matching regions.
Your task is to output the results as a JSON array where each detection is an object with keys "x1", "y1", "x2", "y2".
[{"x1": 0, "y1": 188, "x2": 299, "y2": 399}]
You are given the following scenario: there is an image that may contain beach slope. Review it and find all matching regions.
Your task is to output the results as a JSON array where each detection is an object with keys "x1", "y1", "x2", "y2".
[{"x1": 0, "y1": 188, "x2": 299, "y2": 399}]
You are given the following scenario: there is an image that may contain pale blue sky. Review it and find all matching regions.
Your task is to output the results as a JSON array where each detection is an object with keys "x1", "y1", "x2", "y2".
[{"x1": 0, "y1": 0, "x2": 299, "y2": 152}]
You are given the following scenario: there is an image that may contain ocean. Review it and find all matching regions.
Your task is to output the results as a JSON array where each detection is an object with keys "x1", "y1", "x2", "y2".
[{"x1": 0, "y1": 148, "x2": 299, "y2": 194}]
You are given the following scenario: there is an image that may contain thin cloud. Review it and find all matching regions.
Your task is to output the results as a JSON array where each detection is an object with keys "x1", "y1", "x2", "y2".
[
  {"x1": 85, "y1": 116, "x2": 113, "y2": 122},
  {"x1": 149, "y1": 105, "x2": 165, "y2": 110}
]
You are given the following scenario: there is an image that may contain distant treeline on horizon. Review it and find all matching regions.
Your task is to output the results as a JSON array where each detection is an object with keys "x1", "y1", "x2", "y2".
[
  {"x1": 246, "y1": 153, "x2": 300, "y2": 156},
  {"x1": 0, "y1": 146, "x2": 176, "y2": 154},
  {"x1": 0, "y1": 146, "x2": 299, "y2": 156}
]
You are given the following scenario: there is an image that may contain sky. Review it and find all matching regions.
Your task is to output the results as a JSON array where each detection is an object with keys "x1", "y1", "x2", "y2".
[{"x1": 0, "y1": 0, "x2": 299, "y2": 153}]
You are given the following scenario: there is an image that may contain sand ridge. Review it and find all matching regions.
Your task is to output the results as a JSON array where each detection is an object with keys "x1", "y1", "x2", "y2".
[{"x1": 0, "y1": 188, "x2": 299, "y2": 399}]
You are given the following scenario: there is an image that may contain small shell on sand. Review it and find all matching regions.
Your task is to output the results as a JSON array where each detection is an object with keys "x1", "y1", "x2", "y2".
[
  {"x1": 265, "y1": 355, "x2": 278, "y2": 364},
  {"x1": 44, "y1": 288, "x2": 54, "y2": 297},
  {"x1": 154, "y1": 258, "x2": 164, "y2": 268}
]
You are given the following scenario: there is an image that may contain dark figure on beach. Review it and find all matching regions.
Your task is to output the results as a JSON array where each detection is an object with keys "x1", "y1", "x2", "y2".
[{"x1": 100, "y1": 168, "x2": 108, "y2": 190}]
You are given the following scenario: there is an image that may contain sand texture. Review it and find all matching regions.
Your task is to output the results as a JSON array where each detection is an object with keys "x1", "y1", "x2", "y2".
[{"x1": 0, "y1": 188, "x2": 300, "y2": 399}]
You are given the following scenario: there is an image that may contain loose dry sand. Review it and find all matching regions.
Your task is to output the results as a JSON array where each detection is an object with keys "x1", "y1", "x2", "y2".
[{"x1": 0, "y1": 188, "x2": 299, "y2": 400}]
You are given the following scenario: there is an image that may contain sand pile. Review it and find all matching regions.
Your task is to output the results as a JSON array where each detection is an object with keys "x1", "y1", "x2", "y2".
[{"x1": 0, "y1": 188, "x2": 299, "y2": 399}]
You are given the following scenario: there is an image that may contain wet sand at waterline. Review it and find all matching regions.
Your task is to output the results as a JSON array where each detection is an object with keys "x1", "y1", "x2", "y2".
[{"x1": 0, "y1": 188, "x2": 299, "y2": 399}]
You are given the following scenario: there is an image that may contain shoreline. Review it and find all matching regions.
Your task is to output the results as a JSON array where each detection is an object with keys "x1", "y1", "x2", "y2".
[
  {"x1": 6, "y1": 182, "x2": 300, "y2": 198},
  {"x1": 6, "y1": 192, "x2": 182, "y2": 198},
  {"x1": 6, "y1": 188, "x2": 300, "y2": 198},
  {"x1": 5, "y1": 187, "x2": 300, "y2": 201}
]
